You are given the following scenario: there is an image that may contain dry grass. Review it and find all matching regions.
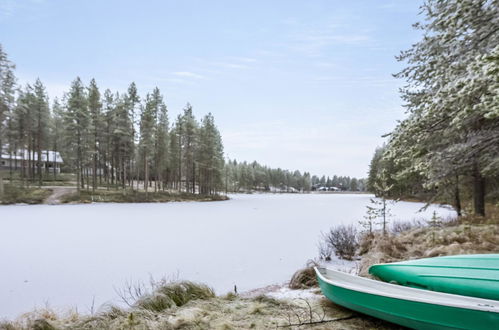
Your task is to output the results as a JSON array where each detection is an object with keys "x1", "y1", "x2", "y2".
[
  {"x1": 0, "y1": 184, "x2": 52, "y2": 205},
  {"x1": 358, "y1": 205, "x2": 499, "y2": 276},
  {"x1": 289, "y1": 261, "x2": 319, "y2": 290},
  {"x1": 0, "y1": 283, "x2": 400, "y2": 329},
  {"x1": 134, "y1": 281, "x2": 215, "y2": 312},
  {"x1": 61, "y1": 190, "x2": 228, "y2": 204}
]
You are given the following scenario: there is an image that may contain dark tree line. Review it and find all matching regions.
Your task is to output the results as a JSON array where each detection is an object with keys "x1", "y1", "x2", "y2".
[
  {"x1": 223, "y1": 160, "x2": 365, "y2": 193},
  {"x1": 311, "y1": 175, "x2": 365, "y2": 192}
]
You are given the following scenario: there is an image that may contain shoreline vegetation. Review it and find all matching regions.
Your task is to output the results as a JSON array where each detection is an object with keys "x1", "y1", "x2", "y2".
[
  {"x1": 0, "y1": 182, "x2": 229, "y2": 205},
  {"x1": 0, "y1": 174, "x2": 370, "y2": 205},
  {"x1": 0, "y1": 182, "x2": 371, "y2": 206},
  {"x1": 2, "y1": 206, "x2": 497, "y2": 329}
]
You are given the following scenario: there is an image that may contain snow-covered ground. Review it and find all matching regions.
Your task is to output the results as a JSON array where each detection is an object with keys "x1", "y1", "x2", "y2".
[{"x1": 0, "y1": 193, "x2": 455, "y2": 319}]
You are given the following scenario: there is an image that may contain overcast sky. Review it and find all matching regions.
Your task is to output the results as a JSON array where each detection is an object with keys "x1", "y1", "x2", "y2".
[{"x1": 1, "y1": 0, "x2": 424, "y2": 178}]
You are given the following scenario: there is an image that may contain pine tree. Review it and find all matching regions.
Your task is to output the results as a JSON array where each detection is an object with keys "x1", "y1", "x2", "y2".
[
  {"x1": 179, "y1": 103, "x2": 198, "y2": 193},
  {"x1": 126, "y1": 82, "x2": 140, "y2": 189},
  {"x1": 32, "y1": 79, "x2": 50, "y2": 187},
  {"x1": 65, "y1": 77, "x2": 89, "y2": 193},
  {"x1": 50, "y1": 98, "x2": 64, "y2": 180},
  {"x1": 197, "y1": 113, "x2": 224, "y2": 194},
  {"x1": 384, "y1": 0, "x2": 499, "y2": 216},
  {"x1": 87, "y1": 78, "x2": 102, "y2": 192},
  {"x1": 0, "y1": 44, "x2": 16, "y2": 195},
  {"x1": 139, "y1": 92, "x2": 156, "y2": 194}
]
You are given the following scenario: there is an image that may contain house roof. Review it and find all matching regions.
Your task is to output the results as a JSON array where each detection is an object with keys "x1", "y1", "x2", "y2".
[{"x1": 1, "y1": 150, "x2": 64, "y2": 163}]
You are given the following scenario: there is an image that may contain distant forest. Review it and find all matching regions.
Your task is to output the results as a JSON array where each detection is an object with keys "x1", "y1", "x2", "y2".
[
  {"x1": 0, "y1": 44, "x2": 365, "y2": 195},
  {"x1": 367, "y1": 1, "x2": 499, "y2": 217}
]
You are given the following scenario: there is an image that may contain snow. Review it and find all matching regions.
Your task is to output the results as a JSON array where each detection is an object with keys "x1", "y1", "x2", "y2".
[
  {"x1": 0, "y1": 193, "x2": 455, "y2": 319},
  {"x1": 267, "y1": 286, "x2": 319, "y2": 300}
]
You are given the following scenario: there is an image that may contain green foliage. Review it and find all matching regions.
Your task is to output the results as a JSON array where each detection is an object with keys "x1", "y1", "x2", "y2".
[{"x1": 225, "y1": 160, "x2": 316, "y2": 193}]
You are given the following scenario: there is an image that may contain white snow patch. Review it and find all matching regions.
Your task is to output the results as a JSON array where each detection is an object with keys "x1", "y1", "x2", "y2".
[
  {"x1": 321, "y1": 256, "x2": 360, "y2": 275},
  {"x1": 267, "y1": 287, "x2": 319, "y2": 300}
]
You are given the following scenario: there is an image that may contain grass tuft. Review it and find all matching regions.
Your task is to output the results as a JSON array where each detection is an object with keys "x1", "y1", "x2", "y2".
[
  {"x1": 289, "y1": 262, "x2": 318, "y2": 289},
  {"x1": 135, "y1": 281, "x2": 215, "y2": 312}
]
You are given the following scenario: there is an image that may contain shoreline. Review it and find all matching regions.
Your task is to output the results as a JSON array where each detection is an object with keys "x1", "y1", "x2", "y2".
[
  {"x1": 0, "y1": 186, "x2": 372, "y2": 206},
  {"x1": 2, "y1": 215, "x2": 498, "y2": 328}
]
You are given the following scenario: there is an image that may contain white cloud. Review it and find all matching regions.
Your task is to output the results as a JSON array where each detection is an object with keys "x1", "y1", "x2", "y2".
[
  {"x1": 172, "y1": 71, "x2": 205, "y2": 79},
  {"x1": 290, "y1": 30, "x2": 372, "y2": 57},
  {"x1": 0, "y1": 0, "x2": 46, "y2": 21}
]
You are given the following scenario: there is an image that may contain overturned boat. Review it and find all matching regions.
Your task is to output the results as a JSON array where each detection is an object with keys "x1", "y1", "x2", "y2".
[
  {"x1": 315, "y1": 267, "x2": 499, "y2": 329},
  {"x1": 369, "y1": 254, "x2": 499, "y2": 301}
]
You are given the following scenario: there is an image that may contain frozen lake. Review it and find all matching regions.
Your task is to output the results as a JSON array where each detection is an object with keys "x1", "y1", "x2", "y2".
[{"x1": 0, "y1": 193, "x2": 455, "y2": 319}]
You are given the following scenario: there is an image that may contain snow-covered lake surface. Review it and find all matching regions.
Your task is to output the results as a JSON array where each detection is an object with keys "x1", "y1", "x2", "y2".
[{"x1": 0, "y1": 193, "x2": 455, "y2": 319}]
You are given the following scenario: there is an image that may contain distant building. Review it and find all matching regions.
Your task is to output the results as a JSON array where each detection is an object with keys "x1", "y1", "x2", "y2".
[{"x1": 0, "y1": 149, "x2": 64, "y2": 174}]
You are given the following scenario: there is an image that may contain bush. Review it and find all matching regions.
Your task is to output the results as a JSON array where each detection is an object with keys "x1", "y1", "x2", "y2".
[
  {"x1": 317, "y1": 240, "x2": 333, "y2": 261},
  {"x1": 322, "y1": 224, "x2": 358, "y2": 260}
]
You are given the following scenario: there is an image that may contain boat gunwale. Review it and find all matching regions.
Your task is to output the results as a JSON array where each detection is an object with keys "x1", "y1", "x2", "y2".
[
  {"x1": 370, "y1": 263, "x2": 499, "y2": 271},
  {"x1": 314, "y1": 267, "x2": 499, "y2": 313}
]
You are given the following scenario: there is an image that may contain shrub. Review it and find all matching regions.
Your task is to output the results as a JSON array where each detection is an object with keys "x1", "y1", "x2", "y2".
[
  {"x1": 317, "y1": 240, "x2": 332, "y2": 261},
  {"x1": 322, "y1": 224, "x2": 358, "y2": 260}
]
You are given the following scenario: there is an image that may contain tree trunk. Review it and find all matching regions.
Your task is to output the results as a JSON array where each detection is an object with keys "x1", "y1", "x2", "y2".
[
  {"x1": 93, "y1": 152, "x2": 97, "y2": 192},
  {"x1": 37, "y1": 148, "x2": 42, "y2": 188},
  {"x1": 144, "y1": 154, "x2": 149, "y2": 195},
  {"x1": 454, "y1": 174, "x2": 462, "y2": 217},
  {"x1": 0, "y1": 172, "x2": 4, "y2": 198},
  {"x1": 473, "y1": 164, "x2": 485, "y2": 217}
]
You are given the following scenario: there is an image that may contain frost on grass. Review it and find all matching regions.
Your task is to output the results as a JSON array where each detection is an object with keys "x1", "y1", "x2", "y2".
[
  {"x1": 0, "y1": 279, "x2": 397, "y2": 330},
  {"x1": 358, "y1": 209, "x2": 499, "y2": 276}
]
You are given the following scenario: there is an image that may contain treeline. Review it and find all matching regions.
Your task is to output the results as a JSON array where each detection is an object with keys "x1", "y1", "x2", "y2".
[
  {"x1": 224, "y1": 160, "x2": 312, "y2": 192},
  {"x1": 311, "y1": 175, "x2": 366, "y2": 192},
  {"x1": 0, "y1": 44, "x2": 224, "y2": 195},
  {"x1": 368, "y1": 0, "x2": 499, "y2": 216},
  {"x1": 0, "y1": 43, "x2": 365, "y2": 197},
  {"x1": 223, "y1": 160, "x2": 365, "y2": 193}
]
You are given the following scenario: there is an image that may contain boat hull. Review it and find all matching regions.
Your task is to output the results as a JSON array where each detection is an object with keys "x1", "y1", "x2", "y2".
[
  {"x1": 315, "y1": 267, "x2": 499, "y2": 330},
  {"x1": 369, "y1": 254, "x2": 499, "y2": 300}
]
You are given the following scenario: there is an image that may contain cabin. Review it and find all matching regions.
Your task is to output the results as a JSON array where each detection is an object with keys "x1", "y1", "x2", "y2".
[{"x1": 0, "y1": 149, "x2": 64, "y2": 174}]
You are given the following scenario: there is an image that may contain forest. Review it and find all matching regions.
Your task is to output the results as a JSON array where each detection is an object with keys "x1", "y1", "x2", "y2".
[
  {"x1": 367, "y1": 0, "x2": 499, "y2": 217},
  {"x1": 0, "y1": 45, "x2": 364, "y2": 199}
]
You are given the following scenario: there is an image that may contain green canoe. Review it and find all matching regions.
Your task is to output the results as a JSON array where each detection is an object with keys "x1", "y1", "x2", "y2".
[
  {"x1": 369, "y1": 254, "x2": 499, "y2": 300},
  {"x1": 315, "y1": 267, "x2": 499, "y2": 329}
]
